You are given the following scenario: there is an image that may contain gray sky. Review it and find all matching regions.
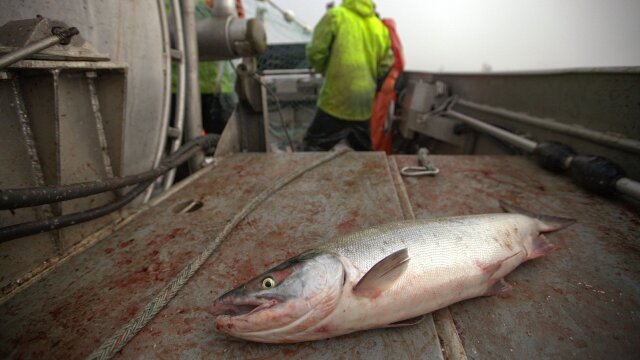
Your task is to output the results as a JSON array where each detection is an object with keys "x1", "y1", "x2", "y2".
[{"x1": 266, "y1": 0, "x2": 640, "y2": 72}]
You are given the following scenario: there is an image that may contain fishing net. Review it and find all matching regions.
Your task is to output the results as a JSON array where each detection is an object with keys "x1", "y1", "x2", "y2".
[{"x1": 243, "y1": 0, "x2": 320, "y2": 152}]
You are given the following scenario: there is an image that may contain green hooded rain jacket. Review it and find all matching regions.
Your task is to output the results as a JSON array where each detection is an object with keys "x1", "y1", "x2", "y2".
[{"x1": 307, "y1": 0, "x2": 393, "y2": 121}]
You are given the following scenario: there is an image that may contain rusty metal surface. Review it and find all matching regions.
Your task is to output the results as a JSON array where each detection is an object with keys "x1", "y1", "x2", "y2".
[
  {"x1": 0, "y1": 65, "x2": 128, "y2": 292},
  {"x1": 405, "y1": 71, "x2": 640, "y2": 180},
  {"x1": 55, "y1": 71, "x2": 117, "y2": 250},
  {"x1": 2, "y1": 0, "x2": 169, "y2": 180},
  {"x1": 0, "y1": 153, "x2": 443, "y2": 359},
  {"x1": 0, "y1": 17, "x2": 109, "y2": 62},
  {"x1": 395, "y1": 155, "x2": 640, "y2": 359},
  {"x1": 0, "y1": 79, "x2": 58, "y2": 292}
]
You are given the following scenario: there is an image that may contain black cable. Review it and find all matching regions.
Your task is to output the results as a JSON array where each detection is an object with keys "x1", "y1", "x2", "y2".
[
  {"x1": 0, "y1": 134, "x2": 219, "y2": 210},
  {"x1": 0, "y1": 134, "x2": 219, "y2": 242},
  {"x1": 0, "y1": 180, "x2": 152, "y2": 243}
]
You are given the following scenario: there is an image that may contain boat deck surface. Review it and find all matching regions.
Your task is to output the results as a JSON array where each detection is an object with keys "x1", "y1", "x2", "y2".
[{"x1": 1, "y1": 153, "x2": 638, "y2": 359}]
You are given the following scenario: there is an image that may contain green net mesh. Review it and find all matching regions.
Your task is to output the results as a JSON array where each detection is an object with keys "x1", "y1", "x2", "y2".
[{"x1": 244, "y1": 0, "x2": 319, "y2": 152}]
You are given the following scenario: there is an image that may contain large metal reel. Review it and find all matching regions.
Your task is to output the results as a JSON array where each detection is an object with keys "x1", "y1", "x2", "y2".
[{"x1": 0, "y1": 0, "x2": 170, "y2": 178}]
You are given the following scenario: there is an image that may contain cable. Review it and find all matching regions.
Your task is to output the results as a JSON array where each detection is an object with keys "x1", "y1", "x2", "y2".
[
  {"x1": 0, "y1": 134, "x2": 220, "y2": 210},
  {"x1": 0, "y1": 181, "x2": 151, "y2": 244},
  {"x1": 0, "y1": 134, "x2": 219, "y2": 242}
]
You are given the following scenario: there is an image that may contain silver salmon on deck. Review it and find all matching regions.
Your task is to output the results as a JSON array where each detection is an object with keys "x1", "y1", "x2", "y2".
[{"x1": 211, "y1": 202, "x2": 575, "y2": 343}]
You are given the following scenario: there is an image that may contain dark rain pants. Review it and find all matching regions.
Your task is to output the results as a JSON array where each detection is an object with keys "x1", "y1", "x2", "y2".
[{"x1": 303, "y1": 109, "x2": 371, "y2": 151}]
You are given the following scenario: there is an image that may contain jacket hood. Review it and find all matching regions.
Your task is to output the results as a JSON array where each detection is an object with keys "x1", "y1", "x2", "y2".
[{"x1": 342, "y1": 0, "x2": 375, "y2": 17}]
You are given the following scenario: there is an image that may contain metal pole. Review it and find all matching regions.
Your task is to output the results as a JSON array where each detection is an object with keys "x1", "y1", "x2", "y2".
[
  {"x1": 162, "y1": 0, "x2": 188, "y2": 190},
  {"x1": 0, "y1": 36, "x2": 59, "y2": 69},
  {"x1": 445, "y1": 107, "x2": 640, "y2": 202},
  {"x1": 181, "y1": 0, "x2": 205, "y2": 171},
  {"x1": 446, "y1": 109, "x2": 538, "y2": 153},
  {"x1": 457, "y1": 99, "x2": 640, "y2": 155},
  {"x1": 0, "y1": 27, "x2": 79, "y2": 69},
  {"x1": 616, "y1": 178, "x2": 640, "y2": 200}
]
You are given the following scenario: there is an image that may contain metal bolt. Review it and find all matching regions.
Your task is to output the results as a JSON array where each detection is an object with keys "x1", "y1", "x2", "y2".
[{"x1": 51, "y1": 26, "x2": 79, "y2": 45}]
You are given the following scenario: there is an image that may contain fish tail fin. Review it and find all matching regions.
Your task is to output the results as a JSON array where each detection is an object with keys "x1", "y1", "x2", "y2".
[{"x1": 499, "y1": 201, "x2": 576, "y2": 233}]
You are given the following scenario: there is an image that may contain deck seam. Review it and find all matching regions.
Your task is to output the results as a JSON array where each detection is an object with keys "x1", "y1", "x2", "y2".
[{"x1": 387, "y1": 155, "x2": 468, "y2": 360}]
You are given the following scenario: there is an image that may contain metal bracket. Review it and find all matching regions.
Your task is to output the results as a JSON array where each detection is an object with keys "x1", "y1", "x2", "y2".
[{"x1": 401, "y1": 148, "x2": 440, "y2": 177}]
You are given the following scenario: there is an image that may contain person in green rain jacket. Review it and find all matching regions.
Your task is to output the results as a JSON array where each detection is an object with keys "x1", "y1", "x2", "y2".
[{"x1": 303, "y1": 0, "x2": 393, "y2": 151}]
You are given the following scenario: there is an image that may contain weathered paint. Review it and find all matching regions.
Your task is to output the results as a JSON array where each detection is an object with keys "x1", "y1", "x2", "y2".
[
  {"x1": 395, "y1": 155, "x2": 640, "y2": 359},
  {"x1": 0, "y1": 153, "x2": 443, "y2": 359},
  {"x1": 2, "y1": 153, "x2": 636, "y2": 358}
]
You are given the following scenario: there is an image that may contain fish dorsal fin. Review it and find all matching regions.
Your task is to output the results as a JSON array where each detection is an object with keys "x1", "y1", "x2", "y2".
[
  {"x1": 499, "y1": 201, "x2": 576, "y2": 232},
  {"x1": 353, "y1": 248, "x2": 409, "y2": 297}
]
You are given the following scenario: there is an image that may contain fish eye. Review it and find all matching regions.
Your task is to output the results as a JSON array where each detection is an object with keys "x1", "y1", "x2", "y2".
[{"x1": 262, "y1": 277, "x2": 276, "y2": 289}]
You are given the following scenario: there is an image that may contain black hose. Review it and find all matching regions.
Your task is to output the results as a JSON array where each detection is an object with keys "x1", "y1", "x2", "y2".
[
  {"x1": 570, "y1": 155, "x2": 625, "y2": 194},
  {"x1": 0, "y1": 180, "x2": 152, "y2": 243},
  {"x1": 533, "y1": 141, "x2": 575, "y2": 172},
  {"x1": 0, "y1": 134, "x2": 220, "y2": 243},
  {"x1": 0, "y1": 134, "x2": 219, "y2": 210}
]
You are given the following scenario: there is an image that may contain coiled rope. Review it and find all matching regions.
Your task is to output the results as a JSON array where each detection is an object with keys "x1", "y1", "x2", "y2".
[{"x1": 88, "y1": 149, "x2": 349, "y2": 359}]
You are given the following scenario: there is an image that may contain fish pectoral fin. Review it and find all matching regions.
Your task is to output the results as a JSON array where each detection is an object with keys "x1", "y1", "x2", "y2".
[
  {"x1": 353, "y1": 248, "x2": 409, "y2": 298},
  {"x1": 485, "y1": 278, "x2": 513, "y2": 296},
  {"x1": 385, "y1": 315, "x2": 426, "y2": 328}
]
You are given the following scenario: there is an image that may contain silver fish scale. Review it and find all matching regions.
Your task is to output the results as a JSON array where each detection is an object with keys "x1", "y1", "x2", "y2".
[{"x1": 322, "y1": 214, "x2": 532, "y2": 288}]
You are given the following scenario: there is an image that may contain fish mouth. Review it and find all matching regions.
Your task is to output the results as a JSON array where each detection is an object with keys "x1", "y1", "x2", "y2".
[{"x1": 211, "y1": 297, "x2": 278, "y2": 317}]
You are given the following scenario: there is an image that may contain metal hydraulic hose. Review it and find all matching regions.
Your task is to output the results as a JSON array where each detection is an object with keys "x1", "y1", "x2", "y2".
[
  {"x1": 613, "y1": 177, "x2": 640, "y2": 200},
  {"x1": 446, "y1": 109, "x2": 538, "y2": 152},
  {"x1": 0, "y1": 134, "x2": 219, "y2": 242},
  {"x1": 0, "y1": 134, "x2": 219, "y2": 210},
  {"x1": 0, "y1": 27, "x2": 79, "y2": 69},
  {"x1": 456, "y1": 99, "x2": 640, "y2": 156},
  {"x1": 0, "y1": 180, "x2": 152, "y2": 244},
  {"x1": 443, "y1": 105, "x2": 640, "y2": 201}
]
